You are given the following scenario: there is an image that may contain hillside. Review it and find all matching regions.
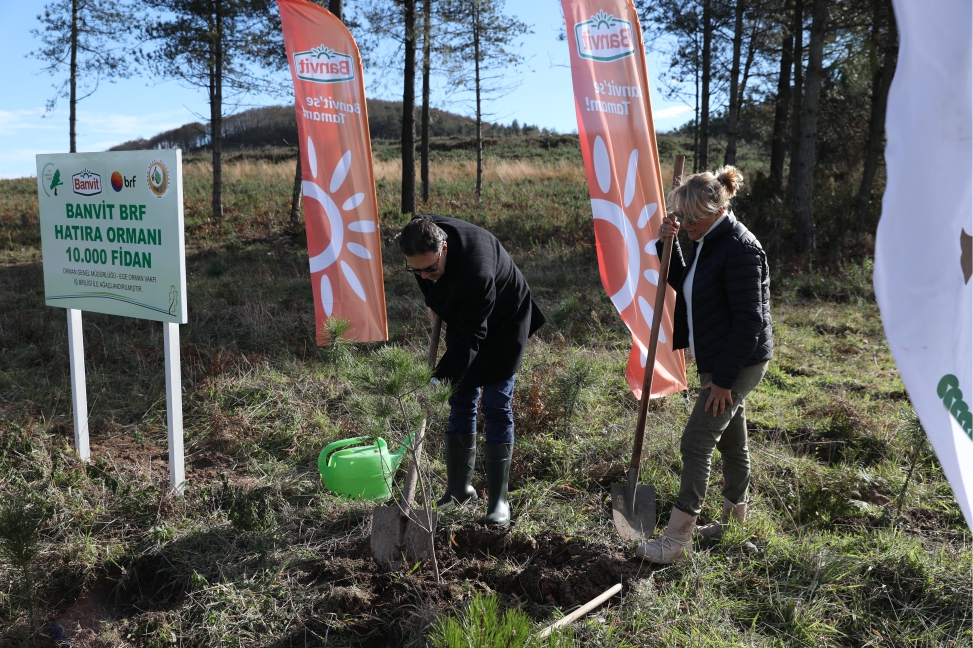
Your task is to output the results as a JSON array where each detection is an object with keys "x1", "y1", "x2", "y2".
[{"x1": 109, "y1": 100, "x2": 554, "y2": 153}]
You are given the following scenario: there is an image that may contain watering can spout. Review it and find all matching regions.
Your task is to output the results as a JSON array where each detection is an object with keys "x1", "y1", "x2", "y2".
[{"x1": 389, "y1": 430, "x2": 415, "y2": 473}]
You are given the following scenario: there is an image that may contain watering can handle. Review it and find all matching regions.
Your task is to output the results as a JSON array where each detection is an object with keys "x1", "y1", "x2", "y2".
[{"x1": 321, "y1": 437, "x2": 372, "y2": 466}]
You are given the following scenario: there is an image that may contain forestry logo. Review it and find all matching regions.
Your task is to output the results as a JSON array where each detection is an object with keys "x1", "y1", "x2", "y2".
[
  {"x1": 41, "y1": 163, "x2": 63, "y2": 197},
  {"x1": 72, "y1": 169, "x2": 102, "y2": 196},
  {"x1": 575, "y1": 11, "x2": 636, "y2": 63},
  {"x1": 293, "y1": 45, "x2": 355, "y2": 84},
  {"x1": 147, "y1": 159, "x2": 170, "y2": 198}
]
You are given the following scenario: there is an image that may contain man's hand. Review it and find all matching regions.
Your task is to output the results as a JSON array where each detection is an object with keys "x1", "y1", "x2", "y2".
[
  {"x1": 427, "y1": 307, "x2": 437, "y2": 324},
  {"x1": 701, "y1": 382, "x2": 733, "y2": 417}
]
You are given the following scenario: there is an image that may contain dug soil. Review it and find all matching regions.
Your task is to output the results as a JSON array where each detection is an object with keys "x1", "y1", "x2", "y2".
[{"x1": 295, "y1": 522, "x2": 654, "y2": 646}]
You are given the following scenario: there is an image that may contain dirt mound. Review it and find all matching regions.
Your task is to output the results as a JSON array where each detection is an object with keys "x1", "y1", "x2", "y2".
[{"x1": 299, "y1": 522, "x2": 650, "y2": 645}]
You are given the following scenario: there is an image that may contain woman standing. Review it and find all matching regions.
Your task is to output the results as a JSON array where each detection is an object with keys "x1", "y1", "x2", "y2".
[{"x1": 638, "y1": 166, "x2": 773, "y2": 564}]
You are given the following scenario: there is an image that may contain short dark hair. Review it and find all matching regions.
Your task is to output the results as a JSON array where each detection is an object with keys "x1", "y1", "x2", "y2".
[{"x1": 398, "y1": 215, "x2": 447, "y2": 256}]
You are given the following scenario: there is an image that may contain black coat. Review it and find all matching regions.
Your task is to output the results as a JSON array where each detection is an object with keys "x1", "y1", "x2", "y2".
[
  {"x1": 658, "y1": 215, "x2": 773, "y2": 389},
  {"x1": 416, "y1": 215, "x2": 546, "y2": 387}
]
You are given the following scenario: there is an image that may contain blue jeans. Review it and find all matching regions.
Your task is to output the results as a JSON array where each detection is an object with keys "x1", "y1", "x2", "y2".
[{"x1": 447, "y1": 375, "x2": 517, "y2": 445}]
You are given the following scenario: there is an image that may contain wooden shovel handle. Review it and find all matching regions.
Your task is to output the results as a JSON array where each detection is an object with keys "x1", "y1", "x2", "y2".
[
  {"x1": 629, "y1": 156, "x2": 685, "y2": 470},
  {"x1": 401, "y1": 418, "x2": 426, "y2": 507},
  {"x1": 427, "y1": 315, "x2": 443, "y2": 370},
  {"x1": 402, "y1": 315, "x2": 443, "y2": 508}
]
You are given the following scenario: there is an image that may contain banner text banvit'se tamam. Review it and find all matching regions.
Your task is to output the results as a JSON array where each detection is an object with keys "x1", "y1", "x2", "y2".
[
  {"x1": 278, "y1": 0, "x2": 388, "y2": 343},
  {"x1": 562, "y1": 1, "x2": 687, "y2": 398}
]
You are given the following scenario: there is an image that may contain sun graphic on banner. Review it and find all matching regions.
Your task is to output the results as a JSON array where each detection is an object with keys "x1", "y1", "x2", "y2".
[
  {"x1": 302, "y1": 135, "x2": 377, "y2": 317},
  {"x1": 588, "y1": 134, "x2": 665, "y2": 367}
]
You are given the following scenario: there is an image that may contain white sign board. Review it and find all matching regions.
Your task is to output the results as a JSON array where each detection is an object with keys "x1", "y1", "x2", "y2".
[
  {"x1": 35, "y1": 149, "x2": 187, "y2": 493},
  {"x1": 36, "y1": 150, "x2": 187, "y2": 323}
]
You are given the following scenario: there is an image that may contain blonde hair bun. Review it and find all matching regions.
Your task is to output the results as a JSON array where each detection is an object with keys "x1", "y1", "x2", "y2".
[{"x1": 714, "y1": 165, "x2": 744, "y2": 198}]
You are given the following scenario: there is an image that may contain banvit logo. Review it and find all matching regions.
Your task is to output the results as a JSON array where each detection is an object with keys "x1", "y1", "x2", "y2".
[
  {"x1": 72, "y1": 169, "x2": 102, "y2": 196},
  {"x1": 575, "y1": 10, "x2": 636, "y2": 62},
  {"x1": 294, "y1": 45, "x2": 354, "y2": 84}
]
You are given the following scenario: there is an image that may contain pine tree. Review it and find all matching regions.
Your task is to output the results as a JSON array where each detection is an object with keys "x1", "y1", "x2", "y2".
[
  {"x1": 29, "y1": 0, "x2": 134, "y2": 153},
  {"x1": 440, "y1": 0, "x2": 530, "y2": 201},
  {"x1": 141, "y1": 0, "x2": 281, "y2": 222}
]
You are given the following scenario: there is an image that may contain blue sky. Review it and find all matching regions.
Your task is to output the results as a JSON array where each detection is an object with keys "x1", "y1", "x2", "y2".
[{"x1": 0, "y1": 1, "x2": 694, "y2": 179}]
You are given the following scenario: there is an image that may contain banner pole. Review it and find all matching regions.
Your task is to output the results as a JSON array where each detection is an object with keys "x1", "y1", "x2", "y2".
[
  {"x1": 163, "y1": 322, "x2": 185, "y2": 494},
  {"x1": 67, "y1": 308, "x2": 89, "y2": 461}
]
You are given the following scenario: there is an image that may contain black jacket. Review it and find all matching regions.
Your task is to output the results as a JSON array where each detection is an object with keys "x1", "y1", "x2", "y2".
[
  {"x1": 416, "y1": 215, "x2": 546, "y2": 387},
  {"x1": 658, "y1": 215, "x2": 773, "y2": 389}
]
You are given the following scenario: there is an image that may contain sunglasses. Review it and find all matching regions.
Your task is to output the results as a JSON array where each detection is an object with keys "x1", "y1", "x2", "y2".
[
  {"x1": 671, "y1": 209, "x2": 718, "y2": 225},
  {"x1": 406, "y1": 250, "x2": 442, "y2": 275}
]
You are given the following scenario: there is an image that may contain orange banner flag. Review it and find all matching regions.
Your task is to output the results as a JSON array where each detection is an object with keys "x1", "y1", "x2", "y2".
[
  {"x1": 562, "y1": 0, "x2": 687, "y2": 398},
  {"x1": 278, "y1": 0, "x2": 388, "y2": 343}
]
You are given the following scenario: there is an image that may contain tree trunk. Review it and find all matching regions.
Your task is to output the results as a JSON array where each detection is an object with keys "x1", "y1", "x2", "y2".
[
  {"x1": 792, "y1": 0, "x2": 827, "y2": 255},
  {"x1": 69, "y1": 0, "x2": 78, "y2": 153},
  {"x1": 699, "y1": 0, "x2": 712, "y2": 172},
  {"x1": 724, "y1": 0, "x2": 745, "y2": 166},
  {"x1": 420, "y1": 0, "x2": 432, "y2": 203},
  {"x1": 328, "y1": 0, "x2": 342, "y2": 20},
  {"x1": 736, "y1": 20, "x2": 758, "y2": 123},
  {"x1": 787, "y1": 0, "x2": 804, "y2": 200},
  {"x1": 855, "y1": 0, "x2": 896, "y2": 226},
  {"x1": 769, "y1": 27, "x2": 794, "y2": 192},
  {"x1": 401, "y1": 0, "x2": 417, "y2": 215},
  {"x1": 473, "y1": 0, "x2": 483, "y2": 201},
  {"x1": 211, "y1": 1, "x2": 224, "y2": 222},
  {"x1": 692, "y1": 28, "x2": 700, "y2": 173}
]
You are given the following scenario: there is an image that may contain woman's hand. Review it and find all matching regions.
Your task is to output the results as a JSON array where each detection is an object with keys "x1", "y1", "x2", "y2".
[
  {"x1": 658, "y1": 215, "x2": 680, "y2": 240},
  {"x1": 701, "y1": 382, "x2": 734, "y2": 417}
]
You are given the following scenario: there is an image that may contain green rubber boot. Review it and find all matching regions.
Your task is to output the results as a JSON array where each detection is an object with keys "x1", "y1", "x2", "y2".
[
  {"x1": 435, "y1": 434, "x2": 478, "y2": 508},
  {"x1": 483, "y1": 443, "x2": 513, "y2": 526}
]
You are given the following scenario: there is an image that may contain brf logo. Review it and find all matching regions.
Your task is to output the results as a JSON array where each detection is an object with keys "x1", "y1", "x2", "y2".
[
  {"x1": 72, "y1": 169, "x2": 102, "y2": 196},
  {"x1": 293, "y1": 45, "x2": 355, "y2": 84},
  {"x1": 575, "y1": 10, "x2": 636, "y2": 62}
]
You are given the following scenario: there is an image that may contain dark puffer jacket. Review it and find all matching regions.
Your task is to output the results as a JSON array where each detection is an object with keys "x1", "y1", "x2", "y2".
[{"x1": 657, "y1": 215, "x2": 773, "y2": 389}]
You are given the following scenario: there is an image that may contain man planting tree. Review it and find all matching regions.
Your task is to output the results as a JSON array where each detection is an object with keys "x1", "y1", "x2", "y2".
[{"x1": 398, "y1": 215, "x2": 546, "y2": 527}]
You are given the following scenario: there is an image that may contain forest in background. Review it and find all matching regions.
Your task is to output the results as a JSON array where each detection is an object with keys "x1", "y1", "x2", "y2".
[{"x1": 29, "y1": 0, "x2": 896, "y2": 262}]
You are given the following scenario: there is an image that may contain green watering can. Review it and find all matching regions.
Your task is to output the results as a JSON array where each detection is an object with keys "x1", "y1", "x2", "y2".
[{"x1": 317, "y1": 432, "x2": 413, "y2": 502}]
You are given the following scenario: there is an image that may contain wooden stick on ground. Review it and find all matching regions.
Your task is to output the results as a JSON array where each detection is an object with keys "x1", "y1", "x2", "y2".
[{"x1": 536, "y1": 583, "x2": 622, "y2": 639}]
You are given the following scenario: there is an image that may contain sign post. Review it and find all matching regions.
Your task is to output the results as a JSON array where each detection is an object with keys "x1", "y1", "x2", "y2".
[
  {"x1": 36, "y1": 150, "x2": 188, "y2": 493},
  {"x1": 67, "y1": 308, "x2": 89, "y2": 460},
  {"x1": 164, "y1": 321, "x2": 185, "y2": 493}
]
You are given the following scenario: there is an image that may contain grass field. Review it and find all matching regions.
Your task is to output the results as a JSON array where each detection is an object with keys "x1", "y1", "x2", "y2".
[{"x1": 0, "y1": 141, "x2": 969, "y2": 647}]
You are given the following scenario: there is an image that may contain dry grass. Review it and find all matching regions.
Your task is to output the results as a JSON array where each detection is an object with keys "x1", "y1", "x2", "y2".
[
  {"x1": 0, "y1": 149, "x2": 970, "y2": 647},
  {"x1": 186, "y1": 156, "x2": 591, "y2": 187},
  {"x1": 185, "y1": 159, "x2": 297, "y2": 186},
  {"x1": 372, "y1": 158, "x2": 588, "y2": 184}
]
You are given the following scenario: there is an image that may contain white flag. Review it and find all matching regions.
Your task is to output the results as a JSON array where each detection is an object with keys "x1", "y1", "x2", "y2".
[{"x1": 875, "y1": 0, "x2": 973, "y2": 530}]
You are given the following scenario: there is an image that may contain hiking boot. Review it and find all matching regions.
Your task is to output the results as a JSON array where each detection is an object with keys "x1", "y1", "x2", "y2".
[
  {"x1": 697, "y1": 498, "x2": 747, "y2": 540},
  {"x1": 636, "y1": 507, "x2": 697, "y2": 564},
  {"x1": 483, "y1": 443, "x2": 512, "y2": 526},
  {"x1": 435, "y1": 434, "x2": 478, "y2": 508}
]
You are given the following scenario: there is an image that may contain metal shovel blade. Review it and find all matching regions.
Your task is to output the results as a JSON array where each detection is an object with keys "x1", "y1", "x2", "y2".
[
  {"x1": 371, "y1": 505, "x2": 437, "y2": 568},
  {"x1": 611, "y1": 481, "x2": 656, "y2": 543}
]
